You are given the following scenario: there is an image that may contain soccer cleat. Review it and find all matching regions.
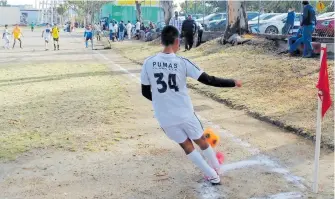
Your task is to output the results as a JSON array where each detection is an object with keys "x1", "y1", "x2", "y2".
[{"x1": 204, "y1": 175, "x2": 221, "y2": 185}]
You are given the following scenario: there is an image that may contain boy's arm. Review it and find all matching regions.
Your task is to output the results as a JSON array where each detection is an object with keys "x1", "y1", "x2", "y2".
[
  {"x1": 41, "y1": 30, "x2": 44, "y2": 37},
  {"x1": 198, "y1": 72, "x2": 241, "y2": 87},
  {"x1": 184, "y1": 57, "x2": 241, "y2": 88},
  {"x1": 141, "y1": 85, "x2": 152, "y2": 101},
  {"x1": 140, "y1": 62, "x2": 152, "y2": 101}
]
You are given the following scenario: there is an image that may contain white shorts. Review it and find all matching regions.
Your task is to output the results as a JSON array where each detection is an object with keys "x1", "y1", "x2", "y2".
[{"x1": 162, "y1": 114, "x2": 204, "y2": 144}]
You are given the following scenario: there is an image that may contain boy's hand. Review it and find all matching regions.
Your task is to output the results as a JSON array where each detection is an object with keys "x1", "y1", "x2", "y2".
[{"x1": 235, "y1": 80, "x2": 242, "y2": 87}]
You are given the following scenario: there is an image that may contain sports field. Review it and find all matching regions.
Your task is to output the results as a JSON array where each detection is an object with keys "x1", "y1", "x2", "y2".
[{"x1": 0, "y1": 28, "x2": 333, "y2": 199}]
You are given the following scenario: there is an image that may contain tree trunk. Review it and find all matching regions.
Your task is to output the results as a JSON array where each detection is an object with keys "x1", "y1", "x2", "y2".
[
  {"x1": 221, "y1": 0, "x2": 249, "y2": 45},
  {"x1": 160, "y1": 1, "x2": 173, "y2": 25},
  {"x1": 135, "y1": 1, "x2": 142, "y2": 22}
]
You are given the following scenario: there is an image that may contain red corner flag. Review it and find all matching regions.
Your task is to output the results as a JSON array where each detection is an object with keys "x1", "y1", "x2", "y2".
[{"x1": 316, "y1": 46, "x2": 332, "y2": 118}]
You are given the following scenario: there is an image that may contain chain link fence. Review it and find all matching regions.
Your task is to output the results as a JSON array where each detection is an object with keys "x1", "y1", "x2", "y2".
[{"x1": 182, "y1": 0, "x2": 334, "y2": 39}]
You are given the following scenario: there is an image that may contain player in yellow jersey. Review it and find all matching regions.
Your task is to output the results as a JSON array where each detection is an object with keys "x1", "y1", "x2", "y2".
[
  {"x1": 51, "y1": 24, "x2": 60, "y2": 50},
  {"x1": 12, "y1": 24, "x2": 23, "y2": 49}
]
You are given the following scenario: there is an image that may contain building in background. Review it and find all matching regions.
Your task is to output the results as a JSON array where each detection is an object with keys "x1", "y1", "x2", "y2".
[
  {"x1": 101, "y1": 0, "x2": 164, "y2": 25},
  {"x1": 0, "y1": 7, "x2": 21, "y2": 25}
]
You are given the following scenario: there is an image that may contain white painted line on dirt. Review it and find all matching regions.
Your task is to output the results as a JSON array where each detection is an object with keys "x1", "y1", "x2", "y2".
[
  {"x1": 93, "y1": 49, "x2": 306, "y2": 198},
  {"x1": 249, "y1": 192, "x2": 303, "y2": 199}
]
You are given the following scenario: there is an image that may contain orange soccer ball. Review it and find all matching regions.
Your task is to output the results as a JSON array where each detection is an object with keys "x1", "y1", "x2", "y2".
[{"x1": 204, "y1": 128, "x2": 220, "y2": 148}]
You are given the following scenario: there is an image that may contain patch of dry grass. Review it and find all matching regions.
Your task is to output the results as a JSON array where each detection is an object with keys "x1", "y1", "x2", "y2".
[
  {"x1": 111, "y1": 39, "x2": 334, "y2": 149},
  {"x1": 0, "y1": 62, "x2": 131, "y2": 160}
]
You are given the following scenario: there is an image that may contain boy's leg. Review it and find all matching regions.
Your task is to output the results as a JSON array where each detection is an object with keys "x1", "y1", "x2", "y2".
[
  {"x1": 53, "y1": 38, "x2": 56, "y2": 50},
  {"x1": 85, "y1": 38, "x2": 88, "y2": 48},
  {"x1": 181, "y1": 139, "x2": 219, "y2": 183},
  {"x1": 193, "y1": 136, "x2": 221, "y2": 170},
  {"x1": 163, "y1": 124, "x2": 220, "y2": 184},
  {"x1": 13, "y1": 38, "x2": 17, "y2": 48},
  {"x1": 18, "y1": 38, "x2": 22, "y2": 48},
  {"x1": 185, "y1": 114, "x2": 221, "y2": 170}
]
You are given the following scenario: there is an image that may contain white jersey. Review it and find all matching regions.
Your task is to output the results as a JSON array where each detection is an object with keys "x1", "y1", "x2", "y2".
[
  {"x1": 135, "y1": 22, "x2": 141, "y2": 30},
  {"x1": 44, "y1": 27, "x2": 51, "y2": 39},
  {"x1": 3, "y1": 29, "x2": 10, "y2": 39},
  {"x1": 141, "y1": 53, "x2": 203, "y2": 127}
]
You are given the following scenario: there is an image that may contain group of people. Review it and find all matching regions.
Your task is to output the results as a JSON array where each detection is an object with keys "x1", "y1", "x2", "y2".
[
  {"x1": 169, "y1": 11, "x2": 204, "y2": 52},
  {"x1": 288, "y1": 1, "x2": 317, "y2": 58},
  {"x1": 2, "y1": 23, "x2": 60, "y2": 51},
  {"x1": 108, "y1": 20, "x2": 133, "y2": 41}
]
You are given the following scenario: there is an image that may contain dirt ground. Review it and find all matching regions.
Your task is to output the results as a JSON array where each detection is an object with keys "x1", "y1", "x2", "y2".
[
  {"x1": 0, "y1": 28, "x2": 333, "y2": 199},
  {"x1": 110, "y1": 38, "x2": 334, "y2": 150}
]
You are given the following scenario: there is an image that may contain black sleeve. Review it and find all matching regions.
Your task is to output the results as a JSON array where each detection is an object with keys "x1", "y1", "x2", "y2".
[
  {"x1": 141, "y1": 84, "x2": 152, "y2": 101},
  {"x1": 197, "y1": 72, "x2": 236, "y2": 87}
]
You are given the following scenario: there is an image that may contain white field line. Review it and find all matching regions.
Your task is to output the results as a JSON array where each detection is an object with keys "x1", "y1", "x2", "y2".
[{"x1": 93, "y1": 46, "x2": 306, "y2": 198}]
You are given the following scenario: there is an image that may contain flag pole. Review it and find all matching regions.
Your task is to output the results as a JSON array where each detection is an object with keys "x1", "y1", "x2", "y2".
[{"x1": 312, "y1": 43, "x2": 326, "y2": 193}]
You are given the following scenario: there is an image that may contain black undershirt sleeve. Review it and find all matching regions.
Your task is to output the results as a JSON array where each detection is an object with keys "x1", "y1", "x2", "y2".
[
  {"x1": 197, "y1": 72, "x2": 236, "y2": 87},
  {"x1": 141, "y1": 84, "x2": 152, "y2": 101}
]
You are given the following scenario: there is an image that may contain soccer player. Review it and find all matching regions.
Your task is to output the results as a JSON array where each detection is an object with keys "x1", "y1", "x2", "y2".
[
  {"x1": 31, "y1": 22, "x2": 35, "y2": 32},
  {"x1": 42, "y1": 23, "x2": 52, "y2": 51},
  {"x1": 2, "y1": 25, "x2": 10, "y2": 49},
  {"x1": 51, "y1": 24, "x2": 60, "y2": 50},
  {"x1": 140, "y1": 25, "x2": 242, "y2": 185},
  {"x1": 12, "y1": 24, "x2": 23, "y2": 49},
  {"x1": 84, "y1": 25, "x2": 93, "y2": 48}
]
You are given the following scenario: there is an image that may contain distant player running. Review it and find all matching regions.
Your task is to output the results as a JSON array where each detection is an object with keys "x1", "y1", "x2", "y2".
[
  {"x1": 84, "y1": 25, "x2": 93, "y2": 48},
  {"x1": 140, "y1": 26, "x2": 242, "y2": 185},
  {"x1": 42, "y1": 23, "x2": 52, "y2": 51},
  {"x1": 51, "y1": 24, "x2": 60, "y2": 50},
  {"x1": 12, "y1": 24, "x2": 23, "y2": 49},
  {"x1": 2, "y1": 25, "x2": 10, "y2": 49}
]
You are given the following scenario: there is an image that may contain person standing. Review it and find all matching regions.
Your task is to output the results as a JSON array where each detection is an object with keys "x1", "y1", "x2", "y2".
[
  {"x1": 196, "y1": 22, "x2": 203, "y2": 47},
  {"x1": 12, "y1": 24, "x2": 23, "y2": 49},
  {"x1": 118, "y1": 21, "x2": 125, "y2": 41},
  {"x1": 114, "y1": 22, "x2": 119, "y2": 41},
  {"x1": 126, "y1": 21, "x2": 132, "y2": 40},
  {"x1": 282, "y1": 8, "x2": 295, "y2": 34},
  {"x1": 42, "y1": 23, "x2": 52, "y2": 51},
  {"x1": 2, "y1": 25, "x2": 10, "y2": 49},
  {"x1": 84, "y1": 25, "x2": 93, "y2": 48},
  {"x1": 289, "y1": 1, "x2": 316, "y2": 58},
  {"x1": 181, "y1": 15, "x2": 197, "y2": 51},
  {"x1": 109, "y1": 21, "x2": 114, "y2": 41},
  {"x1": 51, "y1": 24, "x2": 60, "y2": 50},
  {"x1": 135, "y1": 20, "x2": 141, "y2": 39},
  {"x1": 169, "y1": 11, "x2": 183, "y2": 34},
  {"x1": 30, "y1": 22, "x2": 35, "y2": 32}
]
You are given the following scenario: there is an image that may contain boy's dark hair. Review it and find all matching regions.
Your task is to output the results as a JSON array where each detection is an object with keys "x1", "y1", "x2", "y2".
[{"x1": 161, "y1": 25, "x2": 179, "y2": 46}]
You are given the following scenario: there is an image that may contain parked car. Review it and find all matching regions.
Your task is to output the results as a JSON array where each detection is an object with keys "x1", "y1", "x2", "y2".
[
  {"x1": 249, "y1": 13, "x2": 301, "y2": 34},
  {"x1": 317, "y1": 12, "x2": 335, "y2": 19},
  {"x1": 208, "y1": 12, "x2": 260, "y2": 31},
  {"x1": 196, "y1": 13, "x2": 226, "y2": 29},
  {"x1": 315, "y1": 16, "x2": 335, "y2": 37}
]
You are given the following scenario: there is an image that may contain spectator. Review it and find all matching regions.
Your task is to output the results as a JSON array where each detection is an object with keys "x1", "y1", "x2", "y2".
[
  {"x1": 282, "y1": 8, "x2": 295, "y2": 35},
  {"x1": 196, "y1": 22, "x2": 203, "y2": 47},
  {"x1": 118, "y1": 21, "x2": 125, "y2": 41},
  {"x1": 169, "y1": 11, "x2": 183, "y2": 33},
  {"x1": 181, "y1": 15, "x2": 197, "y2": 51},
  {"x1": 149, "y1": 21, "x2": 155, "y2": 30},
  {"x1": 288, "y1": 27, "x2": 302, "y2": 55},
  {"x1": 140, "y1": 22, "x2": 145, "y2": 31},
  {"x1": 114, "y1": 22, "x2": 119, "y2": 41},
  {"x1": 126, "y1": 21, "x2": 132, "y2": 40},
  {"x1": 109, "y1": 20, "x2": 114, "y2": 32},
  {"x1": 135, "y1": 20, "x2": 141, "y2": 38},
  {"x1": 109, "y1": 22, "x2": 115, "y2": 41},
  {"x1": 289, "y1": 1, "x2": 316, "y2": 58}
]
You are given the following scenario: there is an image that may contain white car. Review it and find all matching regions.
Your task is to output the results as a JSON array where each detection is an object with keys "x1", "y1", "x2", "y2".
[
  {"x1": 249, "y1": 13, "x2": 301, "y2": 34},
  {"x1": 317, "y1": 12, "x2": 335, "y2": 19},
  {"x1": 195, "y1": 13, "x2": 226, "y2": 29}
]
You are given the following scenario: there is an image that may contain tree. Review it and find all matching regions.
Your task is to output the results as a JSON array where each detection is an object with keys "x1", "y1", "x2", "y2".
[
  {"x1": 160, "y1": 1, "x2": 174, "y2": 25},
  {"x1": 221, "y1": 0, "x2": 249, "y2": 45},
  {"x1": 135, "y1": 0, "x2": 144, "y2": 22}
]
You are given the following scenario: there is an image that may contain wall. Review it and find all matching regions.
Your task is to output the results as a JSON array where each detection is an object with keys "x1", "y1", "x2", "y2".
[{"x1": 0, "y1": 7, "x2": 20, "y2": 26}]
